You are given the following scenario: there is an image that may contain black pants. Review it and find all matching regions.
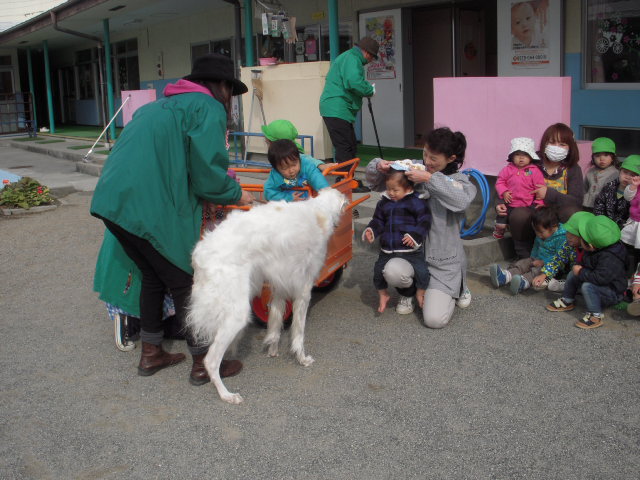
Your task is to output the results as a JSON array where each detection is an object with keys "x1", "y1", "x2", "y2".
[
  {"x1": 323, "y1": 116, "x2": 357, "y2": 173},
  {"x1": 103, "y1": 219, "x2": 203, "y2": 351}
]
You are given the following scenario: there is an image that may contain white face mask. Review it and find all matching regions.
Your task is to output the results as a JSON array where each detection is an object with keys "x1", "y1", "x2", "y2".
[{"x1": 544, "y1": 144, "x2": 569, "y2": 162}]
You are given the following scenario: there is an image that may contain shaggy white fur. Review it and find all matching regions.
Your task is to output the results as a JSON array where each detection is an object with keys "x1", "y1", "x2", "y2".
[{"x1": 187, "y1": 188, "x2": 346, "y2": 404}]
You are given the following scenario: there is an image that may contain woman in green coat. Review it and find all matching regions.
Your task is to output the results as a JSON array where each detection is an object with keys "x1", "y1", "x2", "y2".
[{"x1": 91, "y1": 54, "x2": 253, "y2": 384}]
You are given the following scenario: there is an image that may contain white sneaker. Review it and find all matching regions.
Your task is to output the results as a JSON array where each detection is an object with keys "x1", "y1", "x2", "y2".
[
  {"x1": 396, "y1": 296, "x2": 414, "y2": 314},
  {"x1": 547, "y1": 278, "x2": 566, "y2": 293},
  {"x1": 456, "y1": 288, "x2": 472, "y2": 308}
]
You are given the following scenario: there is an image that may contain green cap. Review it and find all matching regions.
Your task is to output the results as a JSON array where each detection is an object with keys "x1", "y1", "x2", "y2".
[
  {"x1": 261, "y1": 119, "x2": 304, "y2": 153},
  {"x1": 592, "y1": 137, "x2": 616, "y2": 154},
  {"x1": 621, "y1": 154, "x2": 640, "y2": 176},
  {"x1": 579, "y1": 215, "x2": 621, "y2": 249},
  {"x1": 564, "y1": 211, "x2": 595, "y2": 236}
]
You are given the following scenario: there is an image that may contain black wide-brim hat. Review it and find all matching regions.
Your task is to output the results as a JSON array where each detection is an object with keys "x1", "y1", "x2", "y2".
[{"x1": 184, "y1": 53, "x2": 248, "y2": 96}]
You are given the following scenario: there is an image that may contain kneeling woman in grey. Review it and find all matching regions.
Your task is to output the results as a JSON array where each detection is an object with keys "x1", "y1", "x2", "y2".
[{"x1": 365, "y1": 127, "x2": 476, "y2": 328}]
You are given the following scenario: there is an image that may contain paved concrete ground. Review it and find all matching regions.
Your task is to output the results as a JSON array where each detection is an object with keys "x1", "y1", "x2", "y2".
[{"x1": 1, "y1": 140, "x2": 639, "y2": 479}]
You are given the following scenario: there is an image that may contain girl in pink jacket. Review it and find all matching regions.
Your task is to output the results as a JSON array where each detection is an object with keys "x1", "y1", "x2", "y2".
[{"x1": 494, "y1": 137, "x2": 545, "y2": 239}]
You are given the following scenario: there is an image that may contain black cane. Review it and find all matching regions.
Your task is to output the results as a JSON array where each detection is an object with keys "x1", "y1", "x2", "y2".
[{"x1": 367, "y1": 97, "x2": 383, "y2": 159}]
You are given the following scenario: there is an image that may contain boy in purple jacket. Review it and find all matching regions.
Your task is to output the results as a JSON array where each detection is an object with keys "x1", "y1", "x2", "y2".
[{"x1": 363, "y1": 169, "x2": 431, "y2": 314}]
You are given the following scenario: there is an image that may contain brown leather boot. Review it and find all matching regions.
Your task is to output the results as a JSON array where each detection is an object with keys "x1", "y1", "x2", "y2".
[
  {"x1": 137, "y1": 342, "x2": 186, "y2": 376},
  {"x1": 189, "y1": 354, "x2": 243, "y2": 386}
]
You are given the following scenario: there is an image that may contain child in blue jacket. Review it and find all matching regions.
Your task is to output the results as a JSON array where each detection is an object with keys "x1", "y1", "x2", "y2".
[
  {"x1": 264, "y1": 139, "x2": 329, "y2": 201},
  {"x1": 490, "y1": 207, "x2": 568, "y2": 295},
  {"x1": 363, "y1": 169, "x2": 431, "y2": 313}
]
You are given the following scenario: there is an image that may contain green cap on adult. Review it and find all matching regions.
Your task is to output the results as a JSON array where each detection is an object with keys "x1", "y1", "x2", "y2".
[
  {"x1": 564, "y1": 211, "x2": 595, "y2": 236},
  {"x1": 579, "y1": 215, "x2": 621, "y2": 249},
  {"x1": 621, "y1": 154, "x2": 640, "y2": 175}
]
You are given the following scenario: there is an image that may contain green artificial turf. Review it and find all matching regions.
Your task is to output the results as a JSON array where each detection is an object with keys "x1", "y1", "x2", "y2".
[
  {"x1": 35, "y1": 139, "x2": 66, "y2": 144},
  {"x1": 67, "y1": 145, "x2": 95, "y2": 150},
  {"x1": 12, "y1": 137, "x2": 39, "y2": 142},
  {"x1": 356, "y1": 144, "x2": 422, "y2": 167},
  {"x1": 52, "y1": 125, "x2": 123, "y2": 139}
]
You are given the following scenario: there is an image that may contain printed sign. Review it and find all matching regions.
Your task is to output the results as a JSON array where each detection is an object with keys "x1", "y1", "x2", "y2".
[{"x1": 363, "y1": 15, "x2": 396, "y2": 79}]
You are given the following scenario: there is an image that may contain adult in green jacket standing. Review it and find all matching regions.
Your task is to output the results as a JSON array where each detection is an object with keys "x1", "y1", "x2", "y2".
[
  {"x1": 319, "y1": 37, "x2": 378, "y2": 184},
  {"x1": 91, "y1": 54, "x2": 253, "y2": 384}
]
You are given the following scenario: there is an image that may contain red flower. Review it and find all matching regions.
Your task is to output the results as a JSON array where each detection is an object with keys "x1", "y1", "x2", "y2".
[
  {"x1": 2, "y1": 179, "x2": 9, "y2": 184},
  {"x1": 37, "y1": 187, "x2": 43, "y2": 194}
]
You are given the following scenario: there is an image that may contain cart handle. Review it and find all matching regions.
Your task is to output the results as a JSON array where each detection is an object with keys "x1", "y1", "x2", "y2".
[
  {"x1": 345, "y1": 194, "x2": 370, "y2": 211},
  {"x1": 322, "y1": 158, "x2": 360, "y2": 178}
]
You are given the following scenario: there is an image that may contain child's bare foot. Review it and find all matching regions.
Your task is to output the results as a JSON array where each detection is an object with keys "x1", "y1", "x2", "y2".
[
  {"x1": 416, "y1": 289, "x2": 426, "y2": 309},
  {"x1": 377, "y1": 289, "x2": 391, "y2": 313}
]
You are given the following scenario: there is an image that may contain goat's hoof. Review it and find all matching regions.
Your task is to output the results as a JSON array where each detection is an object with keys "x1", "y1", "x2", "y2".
[
  {"x1": 298, "y1": 355, "x2": 314, "y2": 367},
  {"x1": 221, "y1": 392, "x2": 244, "y2": 404}
]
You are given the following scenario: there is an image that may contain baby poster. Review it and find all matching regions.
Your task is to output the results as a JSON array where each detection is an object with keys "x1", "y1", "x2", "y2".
[{"x1": 510, "y1": 0, "x2": 550, "y2": 68}]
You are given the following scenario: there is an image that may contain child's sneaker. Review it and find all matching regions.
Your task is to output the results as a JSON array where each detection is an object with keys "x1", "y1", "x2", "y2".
[
  {"x1": 396, "y1": 296, "x2": 414, "y2": 314},
  {"x1": 532, "y1": 277, "x2": 550, "y2": 291},
  {"x1": 575, "y1": 313, "x2": 604, "y2": 329},
  {"x1": 509, "y1": 274, "x2": 530, "y2": 295},
  {"x1": 627, "y1": 299, "x2": 640, "y2": 316},
  {"x1": 547, "y1": 278, "x2": 566, "y2": 293},
  {"x1": 489, "y1": 264, "x2": 511, "y2": 288},
  {"x1": 456, "y1": 288, "x2": 472, "y2": 308},
  {"x1": 492, "y1": 225, "x2": 506, "y2": 239},
  {"x1": 546, "y1": 298, "x2": 575, "y2": 312}
]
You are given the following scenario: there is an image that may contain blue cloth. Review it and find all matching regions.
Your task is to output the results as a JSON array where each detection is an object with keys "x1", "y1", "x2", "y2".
[
  {"x1": 301, "y1": 153, "x2": 324, "y2": 169},
  {"x1": 531, "y1": 223, "x2": 568, "y2": 264},
  {"x1": 0, "y1": 169, "x2": 22, "y2": 187},
  {"x1": 264, "y1": 156, "x2": 329, "y2": 201},
  {"x1": 366, "y1": 192, "x2": 432, "y2": 253}
]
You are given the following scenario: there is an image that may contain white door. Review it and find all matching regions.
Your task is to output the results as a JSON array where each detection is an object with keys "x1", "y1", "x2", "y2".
[{"x1": 359, "y1": 8, "x2": 404, "y2": 148}]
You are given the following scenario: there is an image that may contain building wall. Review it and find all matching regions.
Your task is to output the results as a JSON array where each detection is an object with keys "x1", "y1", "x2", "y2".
[{"x1": 563, "y1": 0, "x2": 640, "y2": 138}]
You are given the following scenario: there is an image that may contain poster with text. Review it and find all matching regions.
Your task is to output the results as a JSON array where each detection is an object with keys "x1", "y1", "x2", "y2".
[
  {"x1": 363, "y1": 15, "x2": 396, "y2": 79},
  {"x1": 511, "y1": 0, "x2": 550, "y2": 68},
  {"x1": 498, "y1": 0, "x2": 562, "y2": 76}
]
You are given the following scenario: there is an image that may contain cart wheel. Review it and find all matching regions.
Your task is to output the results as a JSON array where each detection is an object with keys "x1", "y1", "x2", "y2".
[
  {"x1": 313, "y1": 267, "x2": 344, "y2": 293},
  {"x1": 251, "y1": 295, "x2": 293, "y2": 328}
]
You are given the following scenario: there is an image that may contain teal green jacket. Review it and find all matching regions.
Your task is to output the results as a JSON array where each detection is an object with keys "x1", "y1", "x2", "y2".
[
  {"x1": 94, "y1": 230, "x2": 142, "y2": 316},
  {"x1": 319, "y1": 47, "x2": 374, "y2": 123},
  {"x1": 90, "y1": 91, "x2": 241, "y2": 274}
]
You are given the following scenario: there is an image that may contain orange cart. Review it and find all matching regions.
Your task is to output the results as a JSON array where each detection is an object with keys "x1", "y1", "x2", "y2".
[{"x1": 227, "y1": 158, "x2": 370, "y2": 325}]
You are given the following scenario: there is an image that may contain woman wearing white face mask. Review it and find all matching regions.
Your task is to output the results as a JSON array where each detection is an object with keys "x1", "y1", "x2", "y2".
[{"x1": 503, "y1": 123, "x2": 583, "y2": 258}]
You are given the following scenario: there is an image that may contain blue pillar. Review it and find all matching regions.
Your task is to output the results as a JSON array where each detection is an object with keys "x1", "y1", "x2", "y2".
[
  {"x1": 244, "y1": 0, "x2": 254, "y2": 66},
  {"x1": 26, "y1": 47, "x2": 37, "y2": 131},
  {"x1": 103, "y1": 19, "x2": 116, "y2": 140},
  {"x1": 42, "y1": 40, "x2": 55, "y2": 133},
  {"x1": 328, "y1": 0, "x2": 339, "y2": 61}
]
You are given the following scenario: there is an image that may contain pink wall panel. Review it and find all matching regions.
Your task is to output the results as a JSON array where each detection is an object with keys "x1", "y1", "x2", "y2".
[
  {"x1": 121, "y1": 90, "x2": 157, "y2": 126},
  {"x1": 433, "y1": 77, "x2": 572, "y2": 176}
]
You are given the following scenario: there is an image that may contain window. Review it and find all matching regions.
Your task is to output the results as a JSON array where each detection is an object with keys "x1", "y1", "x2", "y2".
[
  {"x1": 584, "y1": 0, "x2": 640, "y2": 86},
  {"x1": 76, "y1": 48, "x2": 96, "y2": 100},
  {"x1": 112, "y1": 38, "x2": 139, "y2": 94},
  {"x1": 191, "y1": 39, "x2": 232, "y2": 63},
  {"x1": 582, "y1": 126, "x2": 640, "y2": 159}
]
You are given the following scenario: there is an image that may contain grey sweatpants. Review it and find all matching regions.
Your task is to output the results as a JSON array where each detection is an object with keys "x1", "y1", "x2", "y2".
[
  {"x1": 383, "y1": 258, "x2": 455, "y2": 329},
  {"x1": 507, "y1": 257, "x2": 543, "y2": 284}
]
